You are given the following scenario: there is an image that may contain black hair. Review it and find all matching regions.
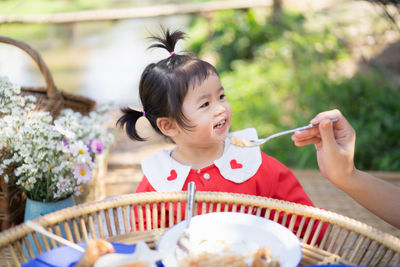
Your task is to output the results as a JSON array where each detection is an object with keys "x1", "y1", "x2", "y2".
[{"x1": 117, "y1": 27, "x2": 219, "y2": 141}]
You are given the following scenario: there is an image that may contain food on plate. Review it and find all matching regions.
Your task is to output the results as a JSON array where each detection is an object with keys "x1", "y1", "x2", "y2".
[
  {"x1": 177, "y1": 251, "x2": 248, "y2": 267},
  {"x1": 177, "y1": 246, "x2": 279, "y2": 267},
  {"x1": 76, "y1": 239, "x2": 115, "y2": 267},
  {"x1": 158, "y1": 213, "x2": 301, "y2": 267},
  {"x1": 76, "y1": 240, "x2": 160, "y2": 267},
  {"x1": 120, "y1": 262, "x2": 149, "y2": 267},
  {"x1": 252, "y1": 247, "x2": 279, "y2": 267},
  {"x1": 93, "y1": 241, "x2": 163, "y2": 267},
  {"x1": 231, "y1": 136, "x2": 257, "y2": 147}
]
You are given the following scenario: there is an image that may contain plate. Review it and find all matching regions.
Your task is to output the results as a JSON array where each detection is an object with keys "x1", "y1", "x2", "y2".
[{"x1": 157, "y1": 212, "x2": 302, "y2": 267}]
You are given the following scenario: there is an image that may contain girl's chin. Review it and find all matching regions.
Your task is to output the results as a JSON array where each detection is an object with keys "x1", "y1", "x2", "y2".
[{"x1": 216, "y1": 128, "x2": 230, "y2": 141}]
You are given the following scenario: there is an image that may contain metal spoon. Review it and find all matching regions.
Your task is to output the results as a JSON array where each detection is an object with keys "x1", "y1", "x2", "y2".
[
  {"x1": 231, "y1": 118, "x2": 338, "y2": 147},
  {"x1": 176, "y1": 181, "x2": 196, "y2": 257}
]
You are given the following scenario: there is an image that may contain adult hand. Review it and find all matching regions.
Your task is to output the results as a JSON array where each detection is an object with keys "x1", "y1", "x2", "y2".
[
  {"x1": 291, "y1": 109, "x2": 356, "y2": 189},
  {"x1": 292, "y1": 109, "x2": 400, "y2": 228}
]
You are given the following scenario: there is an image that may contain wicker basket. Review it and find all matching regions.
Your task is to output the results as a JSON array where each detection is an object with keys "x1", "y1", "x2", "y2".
[
  {"x1": 0, "y1": 192, "x2": 399, "y2": 266},
  {"x1": 0, "y1": 180, "x2": 25, "y2": 232},
  {"x1": 0, "y1": 36, "x2": 96, "y2": 117},
  {"x1": 0, "y1": 35, "x2": 97, "y2": 231}
]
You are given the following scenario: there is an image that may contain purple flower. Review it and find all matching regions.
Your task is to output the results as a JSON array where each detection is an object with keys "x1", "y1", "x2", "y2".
[
  {"x1": 85, "y1": 140, "x2": 92, "y2": 153},
  {"x1": 63, "y1": 139, "x2": 70, "y2": 147},
  {"x1": 90, "y1": 139, "x2": 104, "y2": 154}
]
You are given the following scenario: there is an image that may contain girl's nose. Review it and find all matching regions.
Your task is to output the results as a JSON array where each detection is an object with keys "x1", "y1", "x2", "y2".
[{"x1": 214, "y1": 104, "x2": 226, "y2": 116}]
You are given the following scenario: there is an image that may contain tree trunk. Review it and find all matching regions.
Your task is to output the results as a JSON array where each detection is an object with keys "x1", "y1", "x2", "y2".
[{"x1": 271, "y1": 0, "x2": 283, "y2": 24}]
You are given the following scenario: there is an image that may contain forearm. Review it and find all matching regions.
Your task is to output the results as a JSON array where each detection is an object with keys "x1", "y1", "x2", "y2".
[{"x1": 338, "y1": 169, "x2": 400, "y2": 229}]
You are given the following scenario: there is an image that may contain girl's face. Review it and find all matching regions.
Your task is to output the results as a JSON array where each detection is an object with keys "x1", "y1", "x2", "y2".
[{"x1": 178, "y1": 74, "x2": 232, "y2": 146}]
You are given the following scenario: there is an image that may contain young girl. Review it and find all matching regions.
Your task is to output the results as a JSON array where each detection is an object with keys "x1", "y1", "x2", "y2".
[{"x1": 117, "y1": 28, "x2": 314, "y2": 209}]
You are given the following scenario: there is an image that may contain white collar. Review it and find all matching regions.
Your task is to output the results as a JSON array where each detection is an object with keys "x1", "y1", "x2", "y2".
[{"x1": 141, "y1": 128, "x2": 262, "y2": 192}]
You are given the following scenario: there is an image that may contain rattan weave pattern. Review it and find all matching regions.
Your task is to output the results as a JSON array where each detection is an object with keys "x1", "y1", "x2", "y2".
[
  {"x1": 294, "y1": 170, "x2": 400, "y2": 239},
  {"x1": 0, "y1": 191, "x2": 399, "y2": 266}
]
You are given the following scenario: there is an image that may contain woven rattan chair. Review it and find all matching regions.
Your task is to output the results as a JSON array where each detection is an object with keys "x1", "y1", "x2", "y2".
[{"x1": 0, "y1": 192, "x2": 399, "y2": 266}]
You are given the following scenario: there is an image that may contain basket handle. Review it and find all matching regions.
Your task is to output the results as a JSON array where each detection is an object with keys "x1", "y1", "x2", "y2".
[{"x1": 0, "y1": 36, "x2": 59, "y2": 99}]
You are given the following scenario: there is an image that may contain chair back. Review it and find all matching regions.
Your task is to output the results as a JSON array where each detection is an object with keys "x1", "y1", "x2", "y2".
[{"x1": 0, "y1": 192, "x2": 399, "y2": 266}]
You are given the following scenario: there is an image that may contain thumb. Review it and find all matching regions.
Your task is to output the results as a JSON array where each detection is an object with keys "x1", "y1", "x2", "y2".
[{"x1": 319, "y1": 119, "x2": 338, "y2": 152}]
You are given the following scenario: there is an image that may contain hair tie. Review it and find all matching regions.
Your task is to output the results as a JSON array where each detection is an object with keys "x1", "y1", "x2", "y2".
[
  {"x1": 141, "y1": 110, "x2": 146, "y2": 117},
  {"x1": 170, "y1": 51, "x2": 175, "y2": 55}
]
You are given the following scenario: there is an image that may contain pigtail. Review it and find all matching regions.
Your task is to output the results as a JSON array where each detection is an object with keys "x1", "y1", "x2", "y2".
[
  {"x1": 116, "y1": 107, "x2": 146, "y2": 141},
  {"x1": 148, "y1": 27, "x2": 186, "y2": 55}
]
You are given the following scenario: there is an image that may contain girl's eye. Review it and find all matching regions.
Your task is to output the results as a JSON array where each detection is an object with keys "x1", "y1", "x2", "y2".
[
  {"x1": 219, "y1": 94, "x2": 226, "y2": 100},
  {"x1": 200, "y1": 102, "x2": 209, "y2": 108}
]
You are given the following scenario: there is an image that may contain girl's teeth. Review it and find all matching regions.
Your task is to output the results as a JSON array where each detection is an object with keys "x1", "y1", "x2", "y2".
[{"x1": 215, "y1": 120, "x2": 225, "y2": 128}]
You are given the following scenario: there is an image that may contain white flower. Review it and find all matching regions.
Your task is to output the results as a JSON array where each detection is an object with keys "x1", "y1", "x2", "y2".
[
  {"x1": 52, "y1": 161, "x2": 70, "y2": 174},
  {"x1": 56, "y1": 178, "x2": 69, "y2": 191},
  {"x1": 73, "y1": 163, "x2": 92, "y2": 185},
  {"x1": 1, "y1": 77, "x2": 114, "y2": 202},
  {"x1": 74, "y1": 186, "x2": 84, "y2": 196},
  {"x1": 57, "y1": 139, "x2": 71, "y2": 153},
  {"x1": 70, "y1": 141, "x2": 92, "y2": 164},
  {"x1": 54, "y1": 122, "x2": 76, "y2": 139}
]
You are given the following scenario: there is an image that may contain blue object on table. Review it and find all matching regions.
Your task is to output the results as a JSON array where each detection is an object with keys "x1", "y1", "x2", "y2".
[
  {"x1": 23, "y1": 196, "x2": 75, "y2": 257},
  {"x1": 22, "y1": 242, "x2": 135, "y2": 267}
]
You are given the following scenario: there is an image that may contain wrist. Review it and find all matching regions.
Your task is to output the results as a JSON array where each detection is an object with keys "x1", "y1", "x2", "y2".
[{"x1": 335, "y1": 167, "x2": 361, "y2": 192}]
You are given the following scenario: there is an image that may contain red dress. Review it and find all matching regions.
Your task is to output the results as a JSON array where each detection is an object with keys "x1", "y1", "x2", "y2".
[
  {"x1": 135, "y1": 128, "x2": 325, "y2": 243},
  {"x1": 137, "y1": 152, "x2": 313, "y2": 207}
]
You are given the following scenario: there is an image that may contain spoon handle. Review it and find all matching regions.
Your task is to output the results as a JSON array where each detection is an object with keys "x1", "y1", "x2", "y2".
[
  {"x1": 25, "y1": 220, "x2": 85, "y2": 253},
  {"x1": 186, "y1": 182, "x2": 196, "y2": 227},
  {"x1": 296, "y1": 118, "x2": 339, "y2": 132},
  {"x1": 265, "y1": 118, "x2": 339, "y2": 141}
]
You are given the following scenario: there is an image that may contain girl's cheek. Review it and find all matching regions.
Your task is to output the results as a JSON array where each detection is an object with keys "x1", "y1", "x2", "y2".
[{"x1": 228, "y1": 105, "x2": 233, "y2": 119}]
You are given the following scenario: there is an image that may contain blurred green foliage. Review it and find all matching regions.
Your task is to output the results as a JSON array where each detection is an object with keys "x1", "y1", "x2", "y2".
[
  {"x1": 0, "y1": 0, "x2": 129, "y2": 40},
  {"x1": 0, "y1": 0, "x2": 120, "y2": 15},
  {"x1": 188, "y1": 9, "x2": 400, "y2": 171}
]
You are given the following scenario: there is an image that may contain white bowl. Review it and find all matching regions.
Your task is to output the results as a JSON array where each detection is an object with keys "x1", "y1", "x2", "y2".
[{"x1": 157, "y1": 212, "x2": 302, "y2": 267}]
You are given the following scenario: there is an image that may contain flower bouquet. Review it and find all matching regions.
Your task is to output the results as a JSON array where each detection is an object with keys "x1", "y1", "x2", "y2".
[{"x1": 0, "y1": 76, "x2": 114, "y2": 203}]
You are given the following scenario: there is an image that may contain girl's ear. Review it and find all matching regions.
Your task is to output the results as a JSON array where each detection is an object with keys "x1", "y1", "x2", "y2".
[{"x1": 156, "y1": 117, "x2": 179, "y2": 137}]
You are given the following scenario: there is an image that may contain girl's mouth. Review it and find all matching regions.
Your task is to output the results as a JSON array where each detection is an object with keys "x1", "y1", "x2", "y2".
[{"x1": 214, "y1": 119, "x2": 226, "y2": 129}]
